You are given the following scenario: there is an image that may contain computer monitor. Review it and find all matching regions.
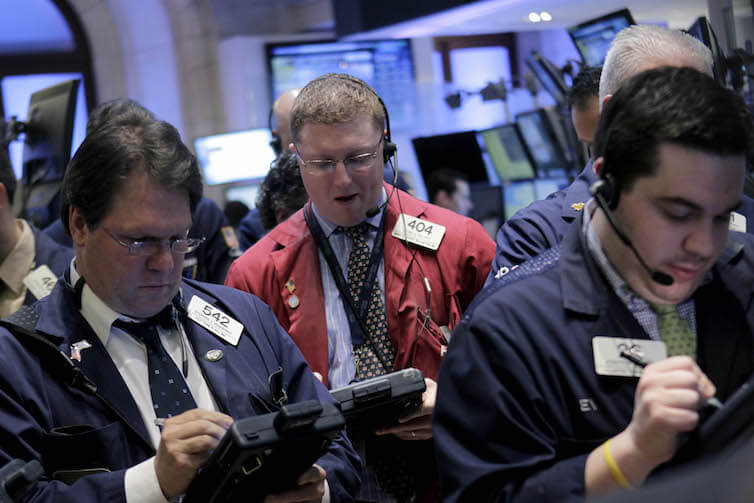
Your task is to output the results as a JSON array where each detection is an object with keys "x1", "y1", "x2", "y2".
[
  {"x1": 225, "y1": 182, "x2": 262, "y2": 210},
  {"x1": 515, "y1": 110, "x2": 570, "y2": 177},
  {"x1": 478, "y1": 125, "x2": 536, "y2": 181},
  {"x1": 412, "y1": 131, "x2": 488, "y2": 184},
  {"x1": 503, "y1": 181, "x2": 537, "y2": 220},
  {"x1": 194, "y1": 129, "x2": 276, "y2": 186},
  {"x1": 687, "y1": 17, "x2": 728, "y2": 84},
  {"x1": 266, "y1": 39, "x2": 415, "y2": 129},
  {"x1": 526, "y1": 51, "x2": 568, "y2": 105},
  {"x1": 568, "y1": 9, "x2": 635, "y2": 67},
  {"x1": 20, "y1": 79, "x2": 80, "y2": 228}
]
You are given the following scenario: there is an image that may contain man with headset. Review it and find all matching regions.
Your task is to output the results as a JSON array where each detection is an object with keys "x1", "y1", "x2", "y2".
[
  {"x1": 0, "y1": 107, "x2": 360, "y2": 502},
  {"x1": 434, "y1": 67, "x2": 754, "y2": 502},
  {"x1": 226, "y1": 73, "x2": 495, "y2": 502},
  {"x1": 486, "y1": 25, "x2": 754, "y2": 284}
]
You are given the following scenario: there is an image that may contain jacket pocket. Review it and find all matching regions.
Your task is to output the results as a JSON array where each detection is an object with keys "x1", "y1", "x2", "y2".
[{"x1": 40, "y1": 422, "x2": 131, "y2": 483}]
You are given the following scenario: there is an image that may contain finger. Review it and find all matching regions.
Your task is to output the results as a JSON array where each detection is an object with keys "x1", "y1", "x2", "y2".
[
  {"x1": 646, "y1": 355, "x2": 697, "y2": 372},
  {"x1": 696, "y1": 370, "x2": 717, "y2": 399},
  {"x1": 164, "y1": 409, "x2": 234, "y2": 428},
  {"x1": 162, "y1": 418, "x2": 230, "y2": 442},
  {"x1": 640, "y1": 368, "x2": 702, "y2": 390},
  {"x1": 641, "y1": 388, "x2": 705, "y2": 411}
]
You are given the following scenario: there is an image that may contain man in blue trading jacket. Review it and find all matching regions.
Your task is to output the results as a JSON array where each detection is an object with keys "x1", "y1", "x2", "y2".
[
  {"x1": 0, "y1": 110, "x2": 359, "y2": 502},
  {"x1": 487, "y1": 24, "x2": 754, "y2": 283},
  {"x1": 434, "y1": 67, "x2": 754, "y2": 502},
  {"x1": 0, "y1": 143, "x2": 72, "y2": 315},
  {"x1": 44, "y1": 99, "x2": 241, "y2": 284}
]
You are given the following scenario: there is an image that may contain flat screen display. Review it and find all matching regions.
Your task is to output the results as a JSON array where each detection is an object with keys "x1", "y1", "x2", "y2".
[
  {"x1": 479, "y1": 125, "x2": 535, "y2": 181},
  {"x1": 504, "y1": 181, "x2": 537, "y2": 220},
  {"x1": 568, "y1": 9, "x2": 635, "y2": 67},
  {"x1": 267, "y1": 39, "x2": 415, "y2": 129},
  {"x1": 194, "y1": 129, "x2": 276, "y2": 185},
  {"x1": 412, "y1": 130, "x2": 488, "y2": 184},
  {"x1": 516, "y1": 110, "x2": 569, "y2": 177}
]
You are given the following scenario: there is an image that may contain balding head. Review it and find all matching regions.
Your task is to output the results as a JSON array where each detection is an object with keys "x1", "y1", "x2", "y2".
[
  {"x1": 271, "y1": 88, "x2": 299, "y2": 155},
  {"x1": 599, "y1": 25, "x2": 714, "y2": 109}
]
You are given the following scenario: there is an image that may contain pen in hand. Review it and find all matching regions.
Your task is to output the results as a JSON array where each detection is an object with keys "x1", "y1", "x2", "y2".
[{"x1": 619, "y1": 350, "x2": 723, "y2": 409}]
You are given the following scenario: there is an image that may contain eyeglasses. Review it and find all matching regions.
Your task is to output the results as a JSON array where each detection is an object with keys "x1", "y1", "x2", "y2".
[
  {"x1": 104, "y1": 228, "x2": 205, "y2": 256},
  {"x1": 295, "y1": 137, "x2": 383, "y2": 176}
]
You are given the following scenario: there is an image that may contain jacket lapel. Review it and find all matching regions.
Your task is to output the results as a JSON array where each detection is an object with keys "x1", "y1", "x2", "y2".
[{"x1": 35, "y1": 286, "x2": 153, "y2": 451}]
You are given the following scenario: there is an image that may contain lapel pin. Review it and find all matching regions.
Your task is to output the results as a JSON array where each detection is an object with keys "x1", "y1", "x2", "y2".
[
  {"x1": 571, "y1": 202, "x2": 585, "y2": 212},
  {"x1": 285, "y1": 279, "x2": 296, "y2": 294},
  {"x1": 205, "y1": 349, "x2": 224, "y2": 362},
  {"x1": 288, "y1": 295, "x2": 300, "y2": 309},
  {"x1": 70, "y1": 340, "x2": 92, "y2": 362}
]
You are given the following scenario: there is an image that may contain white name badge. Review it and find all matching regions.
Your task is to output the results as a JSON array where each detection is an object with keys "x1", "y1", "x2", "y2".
[
  {"x1": 391, "y1": 214, "x2": 446, "y2": 251},
  {"x1": 187, "y1": 296, "x2": 243, "y2": 346},
  {"x1": 23, "y1": 265, "x2": 58, "y2": 300},
  {"x1": 729, "y1": 211, "x2": 747, "y2": 233},
  {"x1": 592, "y1": 337, "x2": 667, "y2": 377}
]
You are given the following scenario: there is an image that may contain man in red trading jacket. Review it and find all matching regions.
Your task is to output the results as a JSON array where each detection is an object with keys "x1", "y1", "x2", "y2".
[{"x1": 226, "y1": 73, "x2": 494, "y2": 502}]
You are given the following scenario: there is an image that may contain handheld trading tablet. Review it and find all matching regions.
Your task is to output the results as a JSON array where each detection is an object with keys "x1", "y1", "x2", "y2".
[
  {"x1": 331, "y1": 368, "x2": 426, "y2": 436},
  {"x1": 183, "y1": 400, "x2": 344, "y2": 503}
]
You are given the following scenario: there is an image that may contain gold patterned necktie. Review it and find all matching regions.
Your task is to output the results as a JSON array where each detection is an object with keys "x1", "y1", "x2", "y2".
[
  {"x1": 650, "y1": 303, "x2": 696, "y2": 359},
  {"x1": 343, "y1": 224, "x2": 395, "y2": 379}
]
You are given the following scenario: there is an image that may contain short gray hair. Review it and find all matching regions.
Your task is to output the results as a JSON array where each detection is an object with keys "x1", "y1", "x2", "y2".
[{"x1": 599, "y1": 25, "x2": 714, "y2": 106}]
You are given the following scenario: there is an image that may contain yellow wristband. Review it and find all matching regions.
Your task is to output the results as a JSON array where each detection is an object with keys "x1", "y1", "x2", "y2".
[{"x1": 602, "y1": 439, "x2": 634, "y2": 489}]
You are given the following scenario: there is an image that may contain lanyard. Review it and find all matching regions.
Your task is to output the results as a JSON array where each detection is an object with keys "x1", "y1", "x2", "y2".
[{"x1": 304, "y1": 203, "x2": 386, "y2": 347}]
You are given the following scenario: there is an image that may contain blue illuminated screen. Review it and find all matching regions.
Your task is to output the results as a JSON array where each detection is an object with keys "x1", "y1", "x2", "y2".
[
  {"x1": 194, "y1": 129, "x2": 276, "y2": 185},
  {"x1": 568, "y1": 10, "x2": 634, "y2": 67},
  {"x1": 267, "y1": 39, "x2": 415, "y2": 129}
]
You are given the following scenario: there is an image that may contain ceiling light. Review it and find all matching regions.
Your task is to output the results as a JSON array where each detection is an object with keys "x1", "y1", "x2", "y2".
[
  {"x1": 540, "y1": 11, "x2": 552, "y2": 22},
  {"x1": 528, "y1": 12, "x2": 541, "y2": 23}
]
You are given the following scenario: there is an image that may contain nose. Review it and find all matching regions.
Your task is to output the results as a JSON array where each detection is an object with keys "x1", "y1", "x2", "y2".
[
  {"x1": 146, "y1": 243, "x2": 175, "y2": 272},
  {"x1": 332, "y1": 160, "x2": 353, "y2": 186},
  {"x1": 684, "y1": 219, "x2": 724, "y2": 260}
]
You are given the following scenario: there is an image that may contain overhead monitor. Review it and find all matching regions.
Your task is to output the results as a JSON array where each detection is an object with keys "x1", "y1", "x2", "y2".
[
  {"x1": 20, "y1": 79, "x2": 80, "y2": 228},
  {"x1": 687, "y1": 17, "x2": 727, "y2": 84},
  {"x1": 194, "y1": 129, "x2": 276, "y2": 185},
  {"x1": 479, "y1": 125, "x2": 536, "y2": 181},
  {"x1": 267, "y1": 39, "x2": 415, "y2": 129},
  {"x1": 469, "y1": 183, "x2": 503, "y2": 223},
  {"x1": 526, "y1": 51, "x2": 568, "y2": 105},
  {"x1": 412, "y1": 131, "x2": 488, "y2": 185},
  {"x1": 515, "y1": 109, "x2": 570, "y2": 178},
  {"x1": 568, "y1": 9, "x2": 635, "y2": 67},
  {"x1": 503, "y1": 181, "x2": 536, "y2": 220}
]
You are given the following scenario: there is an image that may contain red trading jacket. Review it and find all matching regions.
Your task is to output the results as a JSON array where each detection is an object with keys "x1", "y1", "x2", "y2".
[{"x1": 225, "y1": 183, "x2": 495, "y2": 386}]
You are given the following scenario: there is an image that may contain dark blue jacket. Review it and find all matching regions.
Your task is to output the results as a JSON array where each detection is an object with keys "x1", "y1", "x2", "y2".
[
  {"x1": 238, "y1": 208, "x2": 267, "y2": 251},
  {"x1": 0, "y1": 275, "x2": 360, "y2": 502},
  {"x1": 487, "y1": 161, "x2": 754, "y2": 284},
  {"x1": 43, "y1": 197, "x2": 240, "y2": 285},
  {"x1": 435, "y1": 215, "x2": 754, "y2": 503},
  {"x1": 25, "y1": 226, "x2": 73, "y2": 305}
]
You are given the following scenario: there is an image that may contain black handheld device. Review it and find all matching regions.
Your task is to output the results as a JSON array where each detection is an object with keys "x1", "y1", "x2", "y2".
[
  {"x1": 183, "y1": 400, "x2": 344, "y2": 503},
  {"x1": 330, "y1": 368, "x2": 425, "y2": 437}
]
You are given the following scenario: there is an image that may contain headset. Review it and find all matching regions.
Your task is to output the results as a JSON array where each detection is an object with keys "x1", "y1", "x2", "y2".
[{"x1": 590, "y1": 165, "x2": 674, "y2": 286}]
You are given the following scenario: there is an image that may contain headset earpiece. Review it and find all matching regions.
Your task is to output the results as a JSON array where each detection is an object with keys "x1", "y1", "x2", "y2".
[
  {"x1": 598, "y1": 172, "x2": 620, "y2": 210},
  {"x1": 383, "y1": 140, "x2": 397, "y2": 164}
]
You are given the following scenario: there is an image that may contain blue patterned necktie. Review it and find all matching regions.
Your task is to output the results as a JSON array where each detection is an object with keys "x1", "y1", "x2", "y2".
[
  {"x1": 651, "y1": 303, "x2": 696, "y2": 359},
  {"x1": 114, "y1": 318, "x2": 197, "y2": 418},
  {"x1": 343, "y1": 224, "x2": 395, "y2": 379}
]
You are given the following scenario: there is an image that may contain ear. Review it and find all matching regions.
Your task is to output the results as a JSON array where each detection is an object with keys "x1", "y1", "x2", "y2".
[
  {"x1": 68, "y1": 206, "x2": 89, "y2": 247},
  {"x1": 434, "y1": 189, "x2": 451, "y2": 207},
  {"x1": 600, "y1": 94, "x2": 613, "y2": 112},
  {"x1": 593, "y1": 157, "x2": 604, "y2": 177}
]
